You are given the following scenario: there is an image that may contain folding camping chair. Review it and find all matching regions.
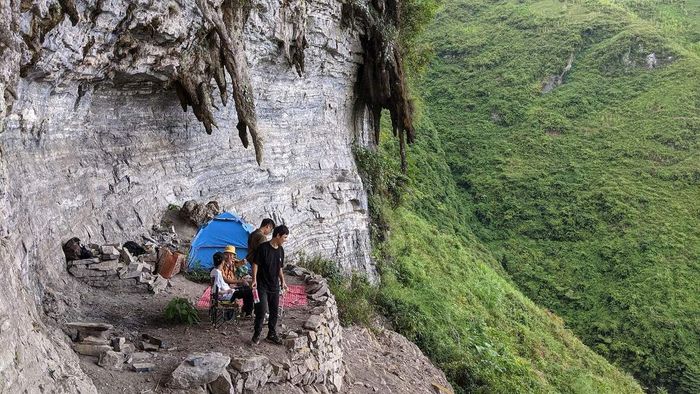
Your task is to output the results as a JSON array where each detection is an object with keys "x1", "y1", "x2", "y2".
[{"x1": 209, "y1": 278, "x2": 240, "y2": 328}]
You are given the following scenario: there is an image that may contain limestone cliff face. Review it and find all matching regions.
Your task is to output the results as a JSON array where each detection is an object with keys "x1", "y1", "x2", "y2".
[{"x1": 0, "y1": 0, "x2": 374, "y2": 391}]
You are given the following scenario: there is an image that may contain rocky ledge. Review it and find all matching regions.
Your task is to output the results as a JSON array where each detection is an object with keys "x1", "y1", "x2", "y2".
[{"x1": 161, "y1": 265, "x2": 346, "y2": 393}]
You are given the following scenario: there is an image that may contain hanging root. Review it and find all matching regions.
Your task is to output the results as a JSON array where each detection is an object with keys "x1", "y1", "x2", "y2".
[
  {"x1": 173, "y1": 60, "x2": 218, "y2": 135},
  {"x1": 344, "y1": 0, "x2": 415, "y2": 172},
  {"x1": 276, "y1": 0, "x2": 309, "y2": 76},
  {"x1": 174, "y1": 0, "x2": 263, "y2": 164},
  {"x1": 206, "y1": 31, "x2": 229, "y2": 107}
]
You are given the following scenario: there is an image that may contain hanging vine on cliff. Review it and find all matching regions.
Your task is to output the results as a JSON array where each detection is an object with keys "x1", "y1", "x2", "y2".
[
  {"x1": 275, "y1": 0, "x2": 309, "y2": 76},
  {"x1": 173, "y1": 0, "x2": 263, "y2": 164},
  {"x1": 343, "y1": 0, "x2": 416, "y2": 173}
]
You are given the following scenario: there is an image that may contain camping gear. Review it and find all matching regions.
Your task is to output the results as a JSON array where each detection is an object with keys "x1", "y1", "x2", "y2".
[
  {"x1": 123, "y1": 241, "x2": 147, "y2": 256},
  {"x1": 195, "y1": 284, "x2": 307, "y2": 310},
  {"x1": 63, "y1": 237, "x2": 94, "y2": 261},
  {"x1": 196, "y1": 287, "x2": 212, "y2": 309},
  {"x1": 282, "y1": 285, "x2": 308, "y2": 307},
  {"x1": 157, "y1": 249, "x2": 185, "y2": 279},
  {"x1": 187, "y1": 212, "x2": 255, "y2": 270},
  {"x1": 209, "y1": 277, "x2": 240, "y2": 328},
  {"x1": 196, "y1": 287, "x2": 244, "y2": 310}
]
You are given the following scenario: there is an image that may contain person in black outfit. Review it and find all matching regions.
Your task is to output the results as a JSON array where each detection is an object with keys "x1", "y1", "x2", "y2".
[
  {"x1": 251, "y1": 225, "x2": 289, "y2": 345},
  {"x1": 247, "y1": 218, "x2": 275, "y2": 264}
]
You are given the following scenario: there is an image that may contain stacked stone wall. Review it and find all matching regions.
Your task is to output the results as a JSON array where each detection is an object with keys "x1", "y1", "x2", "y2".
[{"x1": 224, "y1": 265, "x2": 344, "y2": 393}]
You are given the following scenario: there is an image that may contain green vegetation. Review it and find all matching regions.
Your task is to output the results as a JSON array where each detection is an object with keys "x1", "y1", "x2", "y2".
[
  {"x1": 353, "y1": 122, "x2": 641, "y2": 392},
  {"x1": 413, "y1": 0, "x2": 700, "y2": 391},
  {"x1": 298, "y1": 255, "x2": 380, "y2": 327},
  {"x1": 183, "y1": 268, "x2": 211, "y2": 284},
  {"x1": 184, "y1": 260, "x2": 211, "y2": 283},
  {"x1": 164, "y1": 297, "x2": 200, "y2": 325},
  {"x1": 296, "y1": 0, "x2": 698, "y2": 391}
]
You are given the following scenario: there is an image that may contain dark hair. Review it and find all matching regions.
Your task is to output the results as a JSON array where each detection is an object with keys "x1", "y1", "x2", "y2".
[
  {"x1": 272, "y1": 225, "x2": 289, "y2": 238},
  {"x1": 213, "y1": 252, "x2": 224, "y2": 267},
  {"x1": 261, "y1": 218, "x2": 275, "y2": 228}
]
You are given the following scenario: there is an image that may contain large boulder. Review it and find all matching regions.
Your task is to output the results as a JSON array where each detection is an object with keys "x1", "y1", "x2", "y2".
[
  {"x1": 180, "y1": 200, "x2": 221, "y2": 227},
  {"x1": 168, "y1": 352, "x2": 231, "y2": 389}
]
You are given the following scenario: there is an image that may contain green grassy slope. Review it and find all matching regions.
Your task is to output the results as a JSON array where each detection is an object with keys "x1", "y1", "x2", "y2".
[
  {"x1": 356, "y1": 123, "x2": 642, "y2": 392},
  {"x1": 417, "y1": 0, "x2": 700, "y2": 391}
]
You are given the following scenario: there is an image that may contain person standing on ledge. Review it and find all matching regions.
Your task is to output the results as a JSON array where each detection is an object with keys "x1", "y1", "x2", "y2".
[
  {"x1": 251, "y1": 225, "x2": 289, "y2": 345},
  {"x1": 246, "y1": 218, "x2": 275, "y2": 271}
]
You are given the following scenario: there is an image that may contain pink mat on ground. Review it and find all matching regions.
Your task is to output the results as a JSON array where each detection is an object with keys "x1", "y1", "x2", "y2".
[{"x1": 195, "y1": 285, "x2": 308, "y2": 310}]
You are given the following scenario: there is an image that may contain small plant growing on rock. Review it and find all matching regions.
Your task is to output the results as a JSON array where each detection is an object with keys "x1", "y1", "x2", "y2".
[
  {"x1": 184, "y1": 269, "x2": 211, "y2": 284},
  {"x1": 183, "y1": 260, "x2": 211, "y2": 283},
  {"x1": 164, "y1": 297, "x2": 200, "y2": 325}
]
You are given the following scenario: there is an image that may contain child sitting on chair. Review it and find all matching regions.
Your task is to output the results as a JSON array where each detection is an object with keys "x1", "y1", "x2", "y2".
[
  {"x1": 211, "y1": 251, "x2": 254, "y2": 318},
  {"x1": 210, "y1": 252, "x2": 235, "y2": 300}
]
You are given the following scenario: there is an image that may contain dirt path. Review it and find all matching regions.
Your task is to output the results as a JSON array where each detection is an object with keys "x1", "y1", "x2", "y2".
[
  {"x1": 72, "y1": 273, "x2": 453, "y2": 393},
  {"x1": 342, "y1": 327, "x2": 453, "y2": 393},
  {"x1": 76, "y1": 275, "x2": 310, "y2": 393}
]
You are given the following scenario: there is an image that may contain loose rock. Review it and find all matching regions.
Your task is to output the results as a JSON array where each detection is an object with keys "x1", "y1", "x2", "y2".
[
  {"x1": 132, "y1": 362, "x2": 155, "y2": 372},
  {"x1": 149, "y1": 274, "x2": 169, "y2": 294},
  {"x1": 285, "y1": 336, "x2": 309, "y2": 350},
  {"x1": 101, "y1": 245, "x2": 119, "y2": 257},
  {"x1": 207, "y1": 370, "x2": 234, "y2": 394},
  {"x1": 66, "y1": 322, "x2": 113, "y2": 339},
  {"x1": 81, "y1": 335, "x2": 110, "y2": 345},
  {"x1": 127, "y1": 352, "x2": 152, "y2": 363},
  {"x1": 139, "y1": 341, "x2": 159, "y2": 351},
  {"x1": 68, "y1": 258, "x2": 101, "y2": 266},
  {"x1": 98, "y1": 350, "x2": 124, "y2": 370},
  {"x1": 168, "y1": 352, "x2": 230, "y2": 389},
  {"x1": 73, "y1": 343, "x2": 112, "y2": 357},
  {"x1": 111, "y1": 337, "x2": 126, "y2": 351},
  {"x1": 231, "y1": 355, "x2": 269, "y2": 373},
  {"x1": 303, "y1": 315, "x2": 323, "y2": 331},
  {"x1": 90, "y1": 260, "x2": 120, "y2": 271},
  {"x1": 141, "y1": 333, "x2": 167, "y2": 348}
]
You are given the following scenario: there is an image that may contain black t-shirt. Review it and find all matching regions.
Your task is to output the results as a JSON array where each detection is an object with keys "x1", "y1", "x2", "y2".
[{"x1": 253, "y1": 241, "x2": 284, "y2": 292}]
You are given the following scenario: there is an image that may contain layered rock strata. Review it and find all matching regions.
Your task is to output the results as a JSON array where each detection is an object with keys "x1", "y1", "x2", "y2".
[{"x1": 0, "y1": 0, "x2": 376, "y2": 391}]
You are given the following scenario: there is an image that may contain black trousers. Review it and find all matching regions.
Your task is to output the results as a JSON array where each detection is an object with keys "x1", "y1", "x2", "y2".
[
  {"x1": 254, "y1": 288, "x2": 279, "y2": 337},
  {"x1": 232, "y1": 286, "x2": 254, "y2": 315}
]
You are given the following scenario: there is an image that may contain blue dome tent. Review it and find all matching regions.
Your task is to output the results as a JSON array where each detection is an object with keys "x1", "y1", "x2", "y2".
[{"x1": 187, "y1": 212, "x2": 255, "y2": 270}]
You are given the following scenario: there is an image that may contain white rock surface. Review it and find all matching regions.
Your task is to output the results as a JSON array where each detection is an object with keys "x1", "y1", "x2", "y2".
[{"x1": 0, "y1": 0, "x2": 375, "y2": 391}]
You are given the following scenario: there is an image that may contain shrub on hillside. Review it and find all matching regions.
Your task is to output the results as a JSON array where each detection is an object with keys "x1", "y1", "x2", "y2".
[
  {"x1": 298, "y1": 255, "x2": 379, "y2": 327},
  {"x1": 589, "y1": 28, "x2": 676, "y2": 75}
]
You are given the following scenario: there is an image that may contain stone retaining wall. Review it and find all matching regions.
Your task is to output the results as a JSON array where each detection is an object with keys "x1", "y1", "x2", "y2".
[
  {"x1": 67, "y1": 243, "x2": 170, "y2": 293},
  {"x1": 215, "y1": 265, "x2": 344, "y2": 393}
]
